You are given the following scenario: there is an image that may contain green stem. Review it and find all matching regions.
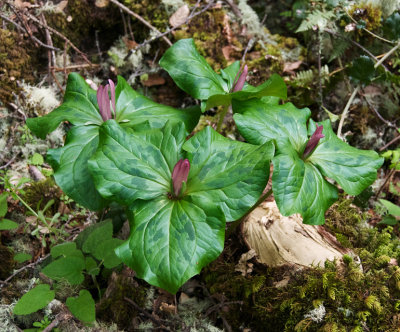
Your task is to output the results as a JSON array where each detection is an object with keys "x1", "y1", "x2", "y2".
[
  {"x1": 226, "y1": 188, "x2": 273, "y2": 237},
  {"x1": 11, "y1": 189, "x2": 38, "y2": 218},
  {"x1": 216, "y1": 104, "x2": 231, "y2": 133}
]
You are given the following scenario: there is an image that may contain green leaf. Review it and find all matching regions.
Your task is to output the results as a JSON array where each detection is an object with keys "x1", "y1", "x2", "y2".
[
  {"x1": 160, "y1": 39, "x2": 287, "y2": 112},
  {"x1": 14, "y1": 253, "x2": 32, "y2": 263},
  {"x1": 91, "y1": 121, "x2": 273, "y2": 292},
  {"x1": 42, "y1": 256, "x2": 85, "y2": 285},
  {"x1": 47, "y1": 125, "x2": 106, "y2": 211},
  {"x1": 93, "y1": 238, "x2": 123, "y2": 268},
  {"x1": 0, "y1": 218, "x2": 18, "y2": 230},
  {"x1": 159, "y1": 38, "x2": 227, "y2": 100},
  {"x1": 50, "y1": 242, "x2": 82, "y2": 259},
  {"x1": 75, "y1": 219, "x2": 112, "y2": 250},
  {"x1": 26, "y1": 73, "x2": 102, "y2": 139},
  {"x1": 88, "y1": 120, "x2": 186, "y2": 205},
  {"x1": 383, "y1": 12, "x2": 400, "y2": 41},
  {"x1": 30, "y1": 153, "x2": 44, "y2": 166},
  {"x1": 66, "y1": 290, "x2": 95, "y2": 323},
  {"x1": 379, "y1": 199, "x2": 400, "y2": 217},
  {"x1": 379, "y1": 215, "x2": 398, "y2": 225},
  {"x1": 348, "y1": 56, "x2": 376, "y2": 86},
  {"x1": 0, "y1": 192, "x2": 8, "y2": 218},
  {"x1": 183, "y1": 126, "x2": 274, "y2": 220},
  {"x1": 309, "y1": 120, "x2": 384, "y2": 196},
  {"x1": 234, "y1": 100, "x2": 383, "y2": 224},
  {"x1": 114, "y1": 75, "x2": 200, "y2": 132},
  {"x1": 206, "y1": 74, "x2": 287, "y2": 111},
  {"x1": 82, "y1": 220, "x2": 113, "y2": 254},
  {"x1": 13, "y1": 284, "x2": 55, "y2": 315},
  {"x1": 115, "y1": 196, "x2": 225, "y2": 294},
  {"x1": 85, "y1": 257, "x2": 99, "y2": 276}
]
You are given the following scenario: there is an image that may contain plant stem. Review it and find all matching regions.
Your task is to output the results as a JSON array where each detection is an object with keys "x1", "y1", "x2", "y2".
[
  {"x1": 216, "y1": 104, "x2": 231, "y2": 133},
  {"x1": 226, "y1": 188, "x2": 273, "y2": 237}
]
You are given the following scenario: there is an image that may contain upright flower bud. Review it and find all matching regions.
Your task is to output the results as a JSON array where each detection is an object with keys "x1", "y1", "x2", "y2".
[
  {"x1": 232, "y1": 64, "x2": 248, "y2": 92},
  {"x1": 97, "y1": 80, "x2": 116, "y2": 121},
  {"x1": 303, "y1": 124, "x2": 324, "y2": 158},
  {"x1": 171, "y1": 159, "x2": 190, "y2": 197}
]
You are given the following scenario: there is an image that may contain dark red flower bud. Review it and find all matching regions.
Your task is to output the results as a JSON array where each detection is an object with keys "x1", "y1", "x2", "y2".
[
  {"x1": 172, "y1": 159, "x2": 190, "y2": 197},
  {"x1": 303, "y1": 124, "x2": 324, "y2": 158},
  {"x1": 96, "y1": 80, "x2": 116, "y2": 121},
  {"x1": 232, "y1": 65, "x2": 248, "y2": 92}
]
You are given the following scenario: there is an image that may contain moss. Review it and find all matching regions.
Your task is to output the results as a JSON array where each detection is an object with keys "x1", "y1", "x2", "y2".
[
  {"x1": 202, "y1": 196, "x2": 400, "y2": 331},
  {"x1": 96, "y1": 271, "x2": 146, "y2": 330},
  {"x1": 349, "y1": 3, "x2": 382, "y2": 33},
  {"x1": 22, "y1": 178, "x2": 61, "y2": 214},
  {"x1": 0, "y1": 28, "x2": 33, "y2": 105},
  {"x1": 0, "y1": 243, "x2": 15, "y2": 280}
]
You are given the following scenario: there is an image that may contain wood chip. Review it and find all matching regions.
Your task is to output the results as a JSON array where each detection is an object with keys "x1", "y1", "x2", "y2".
[{"x1": 141, "y1": 74, "x2": 166, "y2": 87}]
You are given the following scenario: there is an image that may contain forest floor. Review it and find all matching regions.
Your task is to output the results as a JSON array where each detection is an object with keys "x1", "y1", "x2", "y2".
[{"x1": 1, "y1": 0, "x2": 400, "y2": 331}]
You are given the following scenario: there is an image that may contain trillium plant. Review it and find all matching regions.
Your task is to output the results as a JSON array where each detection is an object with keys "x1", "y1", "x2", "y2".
[{"x1": 27, "y1": 38, "x2": 383, "y2": 293}]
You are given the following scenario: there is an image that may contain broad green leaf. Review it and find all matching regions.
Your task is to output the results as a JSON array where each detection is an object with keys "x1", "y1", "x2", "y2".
[
  {"x1": 205, "y1": 74, "x2": 287, "y2": 111},
  {"x1": 115, "y1": 196, "x2": 225, "y2": 294},
  {"x1": 159, "y1": 38, "x2": 227, "y2": 100},
  {"x1": 75, "y1": 219, "x2": 112, "y2": 250},
  {"x1": 91, "y1": 121, "x2": 273, "y2": 292},
  {"x1": 348, "y1": 56, "x2": 376, "y2": 86},
  {"x1": 47, "y1": 125, "x2": 106, "y2": 211},
  {"x1": 309, "y1": 120, "x2": 384, "y2": 196},
  {"x1": 14, "y1": 253, "x2": 32, "y2": 263},
  {"x1": 379, "y1": 199, "x2": 400, "y2": 217},
  {"x1": 379, "y1": 215, "x2": 398, "y2": 225},
  {"x1": 234, "y1": 100, "x2": 383, "y2": 225},
  {"x1": 42, "y1": 256, "x2": 85, "y2": 285},
  {"x1": 114, "y1": 75, "x2": 200, "y2": 132},
  {"x1": 0, "y1": 218, "x2": 18, "y2": 230},
  {"x1": 13, "y1": 284, "x2": 55, "y2": 315},
  {"x1": 93, "y1": 238, "x2": 123, "y2": 268},
  {"x1": 383, "y1": 12, "x2": 400, "y2": 41},
  {"x1": 82, "y1": 220, "x2": 113, "y2": 254},
  {"x1": 27, "y1": 73, "x2": 200, "y2": 211},
  {"x1": 85, "y1": 257, "x2": 99, "y2": 276},
  {"x1": 50, "y1": 242, "x2": 81, "y2": 259},
  {"x1": 26, "y1": 73, "x2": 102, "y2": 139},
  {"x1": 0, "y1": 192, "x2": 8, "y2": 218},
  {"x1": 160, "y1": 38, "x2": 287, "y2": 112},
  {"x1": 183, "y1": 126, "x2": 274, "y2": 220},
  {"x1": 66, "y1": 290, "x2": 95, "y2": 323},
  {"x1": 88, "y1": 120, "x2": 186, "y2": 205}
]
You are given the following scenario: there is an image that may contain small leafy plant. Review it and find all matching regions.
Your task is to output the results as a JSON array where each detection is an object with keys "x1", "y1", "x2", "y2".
[{"x1": 26, "y1": 38, "x2": 383, "y2": 293}]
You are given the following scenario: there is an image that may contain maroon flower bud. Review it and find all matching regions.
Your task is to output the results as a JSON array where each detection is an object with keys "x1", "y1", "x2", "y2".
[
  {"x1": 303, "y1": 124, "x2": 324, "y2": 158},
  {"x1": 232, "y1": 65, "x2": 248, "y2": 92},
  {"x1": 172, "y1": 159, "x2": 190, "y2": 197},
  {"x1": 96, "y1": 80, "x2": 116, "y2": 121}
]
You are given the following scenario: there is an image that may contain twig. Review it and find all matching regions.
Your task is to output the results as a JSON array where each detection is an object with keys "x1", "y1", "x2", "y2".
[
  {"x1": 0, "y1": 156, "x2": 16, "y2": 169},
  {"x1": 317, "y1": 30, "x2": 324, "y2": 108},
  {"x1": 224, "y1": 0, "x2": 242, "y2": 18},
  {"x1": 124, "y1": 297, "x2": 170, "y2": 331},
  {"x1": 0, "y1": 12, "x2": 60, "y2": 51},
  {"x1": 337, "y1": 40, "x2": 400, "y2": 139},
  {"x1": 364, "y1": 96, "x2": 397, "y2": 128},
  {"x1": 345, "y1": 9, "x2": 395, "y2": 45},
  {"x1": 42, "y1": 314, "x2": 66, "y2": 332},
  {"x1": 51, "y1": 64, "x2": 100, "y2": 72},
  {"x1": 376, "y1": 162, "x2": 399, "y2": 198},
  {"x1": 380, "y1": 134, "x2": 400, "y2": 151},
  {"x1": 241, "y1": 38, "x2": 254, "y2": 63},
  {"x1": 7, "y1": 1, "x2": 92, "y2": 66},
  {"x1": 205, "y1": 301, "x2": 243, "y2": 316},
  {"x1": 337, "y1": 86, "x2": 360, "y2": 139},
  {"x1": 0, "y1": 254, "x2": 50, "y2": 288},
  {"x1": 109, "y1": 0, "x2": 171, "y2": 46},
  {"x1": 125, "y1": 0, "x2": 215, "y2": 59}
]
